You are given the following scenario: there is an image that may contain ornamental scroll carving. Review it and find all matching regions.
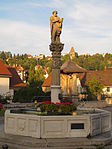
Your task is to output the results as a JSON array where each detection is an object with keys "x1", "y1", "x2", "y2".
[{"x1": 50, "y1": 43, "x2": 64, "y2": 69}]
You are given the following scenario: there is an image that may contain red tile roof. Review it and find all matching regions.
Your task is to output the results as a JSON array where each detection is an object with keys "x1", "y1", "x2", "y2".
[
  {"x1": 0, "y1": 60, "x2": 12, "y2": 76},
  {"x1": 42, "y1": 68, "x2": 112, "y2": 88},
  {"x1": 84, "y1": 68, "x2": 112, "y2": 86},
  {"x1": 42, "y1": 73, "x2": 51, "y2": 87},
  {"x1": 7, "y1": 66, "x2": 26, "y2": 88},
  {"x1": 42, "y1": 60, "x2": 87, "y2": 88},
  {"x1": 0, "y1": 59, "x2": 26, "y2": 88}
]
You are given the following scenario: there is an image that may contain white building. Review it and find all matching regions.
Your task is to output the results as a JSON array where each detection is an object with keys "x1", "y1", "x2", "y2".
[{"x1": 0, "y1": 60, "x2": 26, "y2": 98}]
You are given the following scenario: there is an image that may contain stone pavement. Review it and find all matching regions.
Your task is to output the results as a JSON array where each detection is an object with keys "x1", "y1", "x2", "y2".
[
  {"x1": 1, "y1": 106, "x2": 112, "y2": 149},
  {"x1": 0, "y1": 118, "x2": 3, "y2": 133}
]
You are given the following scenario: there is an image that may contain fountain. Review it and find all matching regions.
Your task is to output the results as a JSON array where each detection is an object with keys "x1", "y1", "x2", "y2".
[{"x1": 4, "y1": 11, "x2": 111, "y2": 139}]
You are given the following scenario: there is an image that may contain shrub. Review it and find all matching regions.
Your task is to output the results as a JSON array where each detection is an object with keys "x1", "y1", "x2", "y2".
[
  {"x1": 39, "y1": 102, "x2": 58, "y2": 114},
  {"x1": 86, "y1": 77, "x2": 104, "y2": 101},
  {"x1": 0, "y1": 95, "x2": 9, "y2": 104},
  {"x1": 39, "y1": 101, "x2": 77, "y2": 115},
  {"x1": 59, "y1": 104, "x2": 71, "y2": 114},
  {"x1": 13, "y1": 87, "x2": 46, "y2": 103},
  {"x1": 59, "y1": 103, "x2": 77, "y2": 114}
]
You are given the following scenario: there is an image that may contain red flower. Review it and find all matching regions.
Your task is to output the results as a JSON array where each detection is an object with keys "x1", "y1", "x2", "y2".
[
  {"x1": 41, "y1": 101, "x2": 54, "y2": 105},
  {"x1": 56, "y1": 102, "x2": 73, "y2": 106},
  {"x1": 0, "y1": 103, "x2": 3, "y2": 110}
]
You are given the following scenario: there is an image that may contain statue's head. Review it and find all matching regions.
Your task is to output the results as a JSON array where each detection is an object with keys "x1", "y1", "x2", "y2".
[{"x1": 52, "y1": 10, "x2": 57, "y2": 16}]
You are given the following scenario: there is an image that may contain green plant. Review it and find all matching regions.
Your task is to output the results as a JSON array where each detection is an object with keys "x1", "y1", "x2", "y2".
[
  {"x1": 59, "y1": 104, "x2": 71, "y2": 114},
  {"x1": 86, "y1": 77, "x2": 104, "y2": 101},
  {"x1": 0, "y1": 109, "x2": 5, "y2": 117},
  {"x1": 39, "y1": 103, "x2": 58, "y2": 114},
  {"x1": 0, "y1": 103, "x2": 5, "y2": 117},
  {"x1": 96, "y1": 144, "x2": 104, "y2": 149},
  {"x1": 0, "y1": 95, "x2": 8, "y2": 104},
  {"x1": 39, "y1": 104, "x2": 46, "y2": 112},
  {"x1": 13, "y1": 87, "x2": 45, "y2": 103},
  {"x1": 39, "y1": 102, "x2": 77, "y2": 115},
  {"x1": 46, "y1": 104, "x2": 58, "y2": 113}
]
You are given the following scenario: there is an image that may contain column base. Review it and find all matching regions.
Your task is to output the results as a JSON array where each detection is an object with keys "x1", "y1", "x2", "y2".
[{"x1": 51, "y1": 85, "x2": 61, "y2": 103}]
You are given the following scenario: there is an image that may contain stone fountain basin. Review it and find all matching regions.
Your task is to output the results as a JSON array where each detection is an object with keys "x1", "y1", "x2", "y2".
[{"x1": 5, "y1": 108, "x2": 111, "y2": 138}]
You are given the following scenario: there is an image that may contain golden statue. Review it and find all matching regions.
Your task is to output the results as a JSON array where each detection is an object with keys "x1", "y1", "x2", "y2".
[{"x1": 50, "y1": 10, "x2": 63, "y2": 43}]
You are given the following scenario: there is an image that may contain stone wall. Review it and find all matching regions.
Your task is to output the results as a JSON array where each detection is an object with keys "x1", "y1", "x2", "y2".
[{"x1": 5, "y1": 108, "x2": 111, "y2": 138}]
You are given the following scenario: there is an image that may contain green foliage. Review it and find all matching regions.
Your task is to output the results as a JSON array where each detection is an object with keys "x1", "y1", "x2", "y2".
[
  {"x1": 13, "y1": 87, "x2": 45, "y2": 103},
  {"x1": 1, "y1": 51, "x2": 112, "y2": 72},
  {"x1": 45, "y1": 60, "x2": 52, "y2": 73},
  {"x1": 35, "y1": 67, "x2": 45, "y2": 87},
  {"x1": 61, "y1": 54, "x2": 69, "y2": 64},
  {"x1": 27, "y1": 64, "x2": 35, "y2": 87},
  {"x1": 59, "y1": 104, "x2": 71, "y2": 114},
  {"x1": 86, "y1": 77, "x2": 104, "y2": 100},
  {"x1": 39, "y1": 102, "x2": 77, "y2": 115},
  {"x1": 96, "y1": 144, "x2": 104, "y2": 149},
  {"x1": 40, "y1": 104, "x2": 58, "y2": 113},
  {"x1": 0, "y1": 95, "x2": 12, "y2": 104},
  {"x1": 27, "y1": 64, "x2": 45, "y2": 88},
  {"x1": 73, "y1": 53, "x2": 105, "y2": 70},
  {"x1": 0, "y1": 109, "x2": 5, "y2": 117},
  {"x1": 59, "y1": 104, "x2": 77, "y2": 114}
]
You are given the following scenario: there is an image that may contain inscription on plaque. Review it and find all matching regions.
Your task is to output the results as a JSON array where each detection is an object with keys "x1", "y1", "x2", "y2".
[{"x1": 71, "y1": 123, "x2": 84, "y2": 129}]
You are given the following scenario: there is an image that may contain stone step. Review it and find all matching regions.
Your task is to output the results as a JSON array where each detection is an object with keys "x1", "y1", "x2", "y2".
[
  {"x1": 0, "y1": 131, "x2": 111, "y2": 149},
  {"x1": 0, "y1": 142, "x2": 97, "y2": 149},
  {"x1": 0, "y1": 136, "x2": 110, "y2": 149},
  {"x1": 0, "y1": 137, "x2": 106, "y2": 147}
]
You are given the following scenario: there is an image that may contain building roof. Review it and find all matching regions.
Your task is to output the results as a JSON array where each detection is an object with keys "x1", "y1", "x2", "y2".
[
  {"x1": 0, "y1": 59, "x2": 26, "y2": 88},
  {"x1": 61, "y1": 59, "x2": 87, "y2": 73},
  {"x1": 0, "y1": 60, "x2": 12, "y2": 76},
  {"x1": 42, "y1": 73, "x2": 51, "y2": 87},
  {"x1": 83, "y1": 68, "x2": 112, "y2": 86},
  {"x1": 42, "y1": 60, "x2": 87, "y2": 88},
  {"x1": 7, "y1": 66, "x2": 26, "y2": 88}
]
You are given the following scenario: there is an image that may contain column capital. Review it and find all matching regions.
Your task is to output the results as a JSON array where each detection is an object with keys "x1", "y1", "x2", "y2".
[{"x1": 49, "y1": 43, "x2": 64, "y2": 53}]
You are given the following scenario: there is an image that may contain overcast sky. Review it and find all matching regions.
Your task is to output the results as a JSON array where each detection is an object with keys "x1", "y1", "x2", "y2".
[{"x1": 0, "y1": 0, "x2": 112, "y2": 55}]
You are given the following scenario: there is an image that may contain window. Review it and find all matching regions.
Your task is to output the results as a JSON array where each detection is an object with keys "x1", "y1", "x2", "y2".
[{"x1": 107, "y1": 87, "x2": 110, "y2": 92}]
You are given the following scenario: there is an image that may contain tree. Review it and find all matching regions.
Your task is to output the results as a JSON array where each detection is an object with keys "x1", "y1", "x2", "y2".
[
  {"x1": 0, "y1": 51, "x2": 6, "y2": 61},
  {"x1": 61, "y1": 54, "x2": 69, "y2": 64},
  {"x1": 28, "y1": 64, "x2": 45, "y2": 88},
  {"x1": 35, "y1": 67, "x2": 45, "y2": 87},
  {"x1": 27, "y1": 64, "x2": 35, "y2": 87},
  {"x1": 86, "y1": 77, "x2": 104, "y2": 100}
]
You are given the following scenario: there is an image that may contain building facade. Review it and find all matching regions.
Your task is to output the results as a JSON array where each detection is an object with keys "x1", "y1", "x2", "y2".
[
  {"x1": 0, "y1": 60, "x2": 26, "y2": 98},
  {"x1": 42, "y1": 60, "x2": 112, "y2": 99}
]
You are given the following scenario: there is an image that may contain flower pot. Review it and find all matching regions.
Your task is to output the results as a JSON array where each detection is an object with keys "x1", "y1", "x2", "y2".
[{"x1": 72, "y1": 112, "x2": 77, "y2": 116}]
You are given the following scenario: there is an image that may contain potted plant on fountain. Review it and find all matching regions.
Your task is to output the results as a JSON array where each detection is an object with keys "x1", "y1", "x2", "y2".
[
  {"x1": 0, "y1": 103, "x2": 4, "y2": 117},
  {"x1": 39, "y1": 101, "x2": 77, "y2": 115}
]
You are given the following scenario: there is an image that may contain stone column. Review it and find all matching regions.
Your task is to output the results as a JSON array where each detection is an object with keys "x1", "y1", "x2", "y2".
[{"x1": 50, "y1": 43, "x2": 64, "y2": 103}]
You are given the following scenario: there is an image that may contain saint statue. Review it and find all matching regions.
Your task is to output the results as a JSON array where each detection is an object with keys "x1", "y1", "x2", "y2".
[{"x1": 50, "y1": 10, "x2": 63, "y2": 43}]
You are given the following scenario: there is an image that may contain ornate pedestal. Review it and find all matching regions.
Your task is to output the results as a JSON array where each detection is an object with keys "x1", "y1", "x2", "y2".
[{"x1": 50, "y1": 43, "x2": 64, "y2": 103}]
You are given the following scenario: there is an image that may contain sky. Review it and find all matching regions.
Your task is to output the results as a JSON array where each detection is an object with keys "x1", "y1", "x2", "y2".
[{"x1": 0, "y1": 0, "x2": 112, "y2": 56}]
